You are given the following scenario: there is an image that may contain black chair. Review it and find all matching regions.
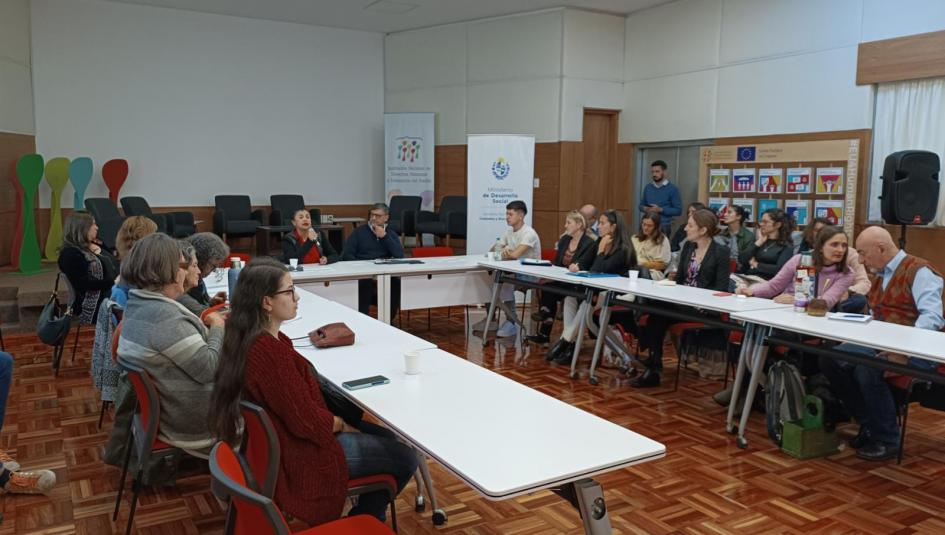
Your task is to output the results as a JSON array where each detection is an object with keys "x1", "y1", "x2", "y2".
[
  {"x1": 85, "y1": 198, "x2": 125, "y2": 251},
  {"x1": 387, "y1": 195, "x2": 420, "y2": 242},
  {"x1": 416, "y1": 195, "x2": 466, "y2": 247},
  {"x1": 213, "y1": 195, "x2": 264, "y2": 241},
  {"x1": 121, "y1": 196, "x2": 195, "y2": 238},
  {"x1": 269, "y1": 195, "x2": 320, "y2": 227}
]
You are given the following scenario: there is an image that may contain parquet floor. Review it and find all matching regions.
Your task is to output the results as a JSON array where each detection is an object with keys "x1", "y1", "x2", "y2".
[{"x1": 1, "y1": 308, "x2": 945, "y2": 534}]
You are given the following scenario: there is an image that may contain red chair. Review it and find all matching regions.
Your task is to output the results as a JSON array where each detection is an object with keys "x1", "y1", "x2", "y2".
[
  {"x1": 541, "y1": 248, "x2": 556, "y2": 262},
  {"x1": 235, "y1": 402, "x2": 399, "y2": 533},
  {"x1": 886, "y1": 364, "x2": 945, "y2": 464},
  {"x1": 210, "y1": 442, "x2": 395, "y2": 535},
  {"x1": 233, "y1": 252, "x2": 252, "y2": 264},
  {"x1": 408, "y1": 246, "x2": 455, "y2": 330},
  {"x1": 113, "y1": 360, "x2": 183, "y2": 535}
]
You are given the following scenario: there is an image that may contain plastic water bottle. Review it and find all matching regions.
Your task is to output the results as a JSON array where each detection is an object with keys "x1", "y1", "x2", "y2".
[
  {"x1": 793, "y1": 269, "x2": 810, "y2": 312},
  {"x1": 227, "y1": 257, "x2": 242, "y2": 299},
  {"x1": 493, "y1": 238, "x2": 502, "y2": 261}
]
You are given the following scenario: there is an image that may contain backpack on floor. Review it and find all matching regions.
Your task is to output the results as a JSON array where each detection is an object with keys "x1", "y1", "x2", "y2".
[{"x1": 765, "y1": 360, "x2": 806, "y2": 445}]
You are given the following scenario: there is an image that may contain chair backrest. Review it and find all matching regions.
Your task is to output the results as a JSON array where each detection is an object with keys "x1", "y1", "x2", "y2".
[
  {"x1": 120, "y1": 196, "x2": 153, "y2": 216},
  {"x1": 85, "y1": 197, "x2": 122, "y2": 221},
  {"x1": 119, "y1": 359, "x2": 163, "y2": 462},
  {"x1": 438, "y1": 195, "x2": 466, "y2": 220},
  {"x1": 60, "y1": 271, "x2": 79, "y2": 310},
  {"x1": 269, "y1": 195, "x2": 305, "y2": 226},
  {"x1": 541, "y1": 248, "x2": 556, "y2": 262},
  {"x1": 111, "y1": 320, "x2": 123, "y2": 362},
  {"x1": 388, "y1": 195, "x2": 421, "y2": 222},
  {"x1": 210, "y1": 442, "x2": 291, "y2": 535},
  {"x1": 412, "y1": 246, "x2": 453, "y2": 258},
  {"x1": 239, "y1": 401, "x2": 281, "y2": 498},
  {"x1": 215, "y1": 195, "x2": 253, "y2": 221}
]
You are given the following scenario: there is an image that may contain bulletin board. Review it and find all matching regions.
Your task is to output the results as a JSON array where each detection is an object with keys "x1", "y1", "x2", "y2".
[{"x1": 699, "y1": 139, "x2": 859, "y2": 236}]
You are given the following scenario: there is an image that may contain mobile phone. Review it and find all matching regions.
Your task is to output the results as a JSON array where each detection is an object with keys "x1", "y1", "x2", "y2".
[{"x1": 342, "y1": 375, "x2": 390, "y2": 390}]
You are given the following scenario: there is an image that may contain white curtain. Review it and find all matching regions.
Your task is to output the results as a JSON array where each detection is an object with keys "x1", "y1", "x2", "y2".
[{"x1": 869, "y1": 77, "x2": 945, "y2": 224}]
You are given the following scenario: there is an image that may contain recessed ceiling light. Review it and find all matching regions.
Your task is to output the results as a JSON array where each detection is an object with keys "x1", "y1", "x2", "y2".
[{"x1": 363, "y1": 0, "x2": 419, "y2": 14}]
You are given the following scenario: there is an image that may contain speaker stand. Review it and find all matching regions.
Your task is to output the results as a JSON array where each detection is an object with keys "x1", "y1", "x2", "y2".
[{"x1": 899, "y1": 224, "x2": 908, "y2": 251}]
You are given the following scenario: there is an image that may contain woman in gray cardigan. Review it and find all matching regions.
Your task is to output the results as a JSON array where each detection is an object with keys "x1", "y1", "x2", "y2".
[{"x1": 117, "y1": 233, "x2": 226, "y2": 452}]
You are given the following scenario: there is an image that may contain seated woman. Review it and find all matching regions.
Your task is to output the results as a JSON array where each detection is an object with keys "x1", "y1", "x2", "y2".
[
  {"x1": 796, "y1": 217, "x2": 830, "y2": 255},
  {"x1": 118, "y1": 233, "x2": 226, "y2": 453},
  {"x1": 631, "y1": 213, "x2": 671, "y2": 281},
  {"x1": 670, "y1": 202, "x2": 706, "y2": 252},
  {"x1": 177, "y1": 242, "x2": 205, "y2": 312},
  {"x1": 736, "y1": 208, "x2": 794, "y2": 283},
  {"x1": 110, "y1": 215, "x2": 159, "y2": 308},
  {"x1": 634, "y1": 209, "x2": 731, "y2": 388},
  {"x1": 794, "y1": 220, "x2": 871, "y2": 311},
  {"x1": 177, "y1": 232, "x2": 230, "y2": 314},
  {"x1": 738, "y1": 225, "x2": 854, "y2": 310},
  {"x1": 527, "y1": 211, "x2": 597, "y2": 344},
  {"x1": 282, "y1": 208, "x2": 340, "y2": 266},
  {"x1": 719, "y1": 205, "x2": 754, "y2": 260},
  {"x1": 547, "y1": 210, "x2": 636, "y2": 364},
  {"x1": 58, "y1": 212, "x2": 120, "y2": 324},
  {"x1": 208, "y1": 258, "x2": 418, "y2": 525}
]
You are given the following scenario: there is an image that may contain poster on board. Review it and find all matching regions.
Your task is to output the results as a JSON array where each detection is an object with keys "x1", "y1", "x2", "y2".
[
  {"x1": 786, "y1": 167, "x2": 812, "y2": 194},
  {"x1": 816, "y1": 167, "x2": 844, "y2": 195},
  {"x1": 732, "y1": 198, "x2": 756, "y2": 223},
  {"x1": 384, "y1": 113, "x2": 435, "y2": 210},
  {"x1": 786, "y1": 199, "x2": 810, "y2": 226},
  {"x1": 758, "y1": 168, "x2": 783, "y2": 193},
  {"x1": 757, "y1": 198, "x2": 781, "y2": 215},
  {"x1": 732, "y1": 169, "x2": 756, "y2": 193},
  {"x1": 467, "y1": 135, "x2": 535, "y2": 254},
  {"x1": 815, "y1": 200, "x2": 844, "y2": 225},
  {"x1": 709, "y1": 169, "x2": 730, "y2": 193}
]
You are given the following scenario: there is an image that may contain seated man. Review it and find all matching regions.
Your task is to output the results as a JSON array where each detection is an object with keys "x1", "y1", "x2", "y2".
[
  {"x1": 820, "y1": 226, "x2": 944, "y2": 461},
  {"x1": 490, "y1": 200, "x2": 541, "y2": 338},
  {"x1": 341, "y1": 203, "x2": 404, "y2": 317}
]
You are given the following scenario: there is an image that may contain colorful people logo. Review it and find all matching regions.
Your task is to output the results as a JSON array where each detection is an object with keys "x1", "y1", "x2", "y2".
[
  {"x1": 396, "y1": 137, "x2": 422, "y2": 163},
  {"x1": 491, "y1": 157, "x2": 510, "y2": 180}
]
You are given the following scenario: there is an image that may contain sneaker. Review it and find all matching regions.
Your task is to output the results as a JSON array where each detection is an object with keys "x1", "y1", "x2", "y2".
[
  {"x1": 496, "y1": 321, "x2": 519, "y2": 338},
  {"x1": 0, "y1": 449, "x2": 20, "y2": 472},
  {"x1": 3, "y1": 469, "x2": 56, "y2": 495}
]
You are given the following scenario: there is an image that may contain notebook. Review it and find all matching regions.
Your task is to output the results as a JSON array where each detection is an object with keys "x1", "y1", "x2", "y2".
[
  {"x1": 520, "y1": 258, "x2": 553, "y2": 266},
  {"x1": 826, "y1": 312, "x2": 872, "y2": 323},
  {"x1": 373, "y1": 259, "x2": 424, "y2": 265},
  {"x1": 567, "y1": 272, "x2": 620, "y2": 278}
]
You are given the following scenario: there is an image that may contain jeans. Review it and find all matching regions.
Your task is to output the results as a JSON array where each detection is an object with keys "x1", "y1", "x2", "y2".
[
  {"x1": 0, "y1": 352, "x2": 12, "y2": 433},
  {"x1": 819, "y1": 343, "x2": 900, "y2": 446},
  {"x1": 336, "y1": 421, "x2": 419, "y2": 521},
  {"x1": 357, "y1": 278, "x2": 401, "y2": 318}
]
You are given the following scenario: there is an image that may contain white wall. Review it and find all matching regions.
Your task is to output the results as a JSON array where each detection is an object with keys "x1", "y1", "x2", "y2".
[
  {"x1": 621, "y1": 0, "x2": 945, "y2": 143},
  {"x1": 0, "y1": 0, "x2": 34, "y2": 134},
  {"x1": 31, "y1": 0, "x2": 384, "y2": 207}
]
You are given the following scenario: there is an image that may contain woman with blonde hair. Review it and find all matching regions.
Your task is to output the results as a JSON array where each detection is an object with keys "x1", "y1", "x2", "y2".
[{"x1": 115, "y1": 216, "x2": 158, "y2": 260}]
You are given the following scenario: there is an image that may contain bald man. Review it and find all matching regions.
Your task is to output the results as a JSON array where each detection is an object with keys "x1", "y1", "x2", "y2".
[
  {"x1": 820, "y1": 226, "x2": 944, "y2": 461},
  {"x1": 579, "y1": 204, "x2": 600, "y2": 237}
]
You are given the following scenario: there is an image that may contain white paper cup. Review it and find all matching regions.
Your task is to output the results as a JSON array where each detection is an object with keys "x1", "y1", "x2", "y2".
[
  {"x1": 404, "y1": 350, "x2": 422, "y2": 375},
  {"x1": 628, "y1": 270, "x2": 640, "y2": 283},
  {"x1": 289, "y1": 258, "x2": 299, "y2": 269}
]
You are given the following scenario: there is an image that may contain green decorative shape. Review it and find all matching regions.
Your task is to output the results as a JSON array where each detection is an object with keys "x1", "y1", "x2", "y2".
[
  {"x1": 45, "y1": 157, "x2": 70, "y2": 261},
  {"x1": 16, "y1": 154, "x2": 44, "y2": 274}
]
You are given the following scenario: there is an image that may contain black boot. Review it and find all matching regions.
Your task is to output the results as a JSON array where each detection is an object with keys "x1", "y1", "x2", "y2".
[
  {"x1": 531, "y1": 307, "x2": 554, "y2": 324},
  {"x1": 545, "y1": 339, "x2": 567, "y2": 362},
  {"x1": 553, "y1": 342, "x2": 576, "y2": 365},
  {"x1": 526, "y1": 333, "x2": 551, "y2": 344},
  {"x1": 630, "y1": 368, "x2": 661, "y2": 388}
]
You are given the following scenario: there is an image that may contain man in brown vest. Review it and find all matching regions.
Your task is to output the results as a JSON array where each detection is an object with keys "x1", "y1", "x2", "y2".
[{"x1": 820, "y1": 226, "x2": 944, "y2": 461}]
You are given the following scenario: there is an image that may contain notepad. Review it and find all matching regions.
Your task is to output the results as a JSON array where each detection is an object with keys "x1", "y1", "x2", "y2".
[
  {"x1": 826, "y1": 312, "x2": 873, "y2": 323},
  {"x1": 567, "y1": 272, "x2": 620, "y2": 278},
  {"x1": 373, "y1": 259, "x2": 424, "y2": 265},
  {"x1": 520, "y1": 258, "x2": 553, "y2": 266}
]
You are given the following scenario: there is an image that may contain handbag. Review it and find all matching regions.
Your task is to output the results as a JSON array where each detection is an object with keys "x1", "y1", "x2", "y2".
[
  {"x1": 37, "y1": 273, "x2": 73, "y2": 346},
  {"x1": 308, "y1": 322, "x2": 355, "y2": 348}
]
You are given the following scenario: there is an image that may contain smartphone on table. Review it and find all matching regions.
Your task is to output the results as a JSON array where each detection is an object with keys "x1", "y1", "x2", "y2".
[{"x1": 342, "y1": 375, "x2": 390, "y2": 390}]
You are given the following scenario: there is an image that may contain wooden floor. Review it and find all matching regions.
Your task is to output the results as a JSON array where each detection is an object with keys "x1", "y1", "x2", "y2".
[{"x1": 2, "y1": 309, "x2": 945, "y2": 534}]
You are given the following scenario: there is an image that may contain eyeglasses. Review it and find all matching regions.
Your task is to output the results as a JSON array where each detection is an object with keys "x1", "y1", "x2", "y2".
[
  {"x1": 271, "y1": 286, "x2": 297, "y2": 297},
  {"x1": 369, "y1": 212, "x2": 388, "y2": 218}
]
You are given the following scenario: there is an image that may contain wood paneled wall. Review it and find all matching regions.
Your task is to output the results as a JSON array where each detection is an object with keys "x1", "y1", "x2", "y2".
[
  {"x1": 1, "y1": 133, "x2": 37, "y2": 267},
  {"x1": 857, "y1": 30, "x2": 945, "y2": 85}
]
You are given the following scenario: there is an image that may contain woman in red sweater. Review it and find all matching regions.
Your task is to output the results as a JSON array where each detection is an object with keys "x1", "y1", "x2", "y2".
[{"x1": 209, "y1": 258, "x2": 417, "y2": 525}]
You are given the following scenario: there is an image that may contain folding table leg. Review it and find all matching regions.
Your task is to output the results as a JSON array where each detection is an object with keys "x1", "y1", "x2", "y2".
[
  {"x1": 587, "y1": 292, "x2": 613, "y2": 386},
  {"x1": 736, "y1": 326, "x2": 771, "y2": 449},
  {"x1": 415, "y1": 455, "x2": 447, "y2": 526},
  {"x1": 572, "y1": 478, "x2": 612, "y2": 535},
  {"x1": 481, "y1": 271, "x2": 502, "y2": 347},
  {"x1": 567, "y1": 288, "x2": 595, "y2": 379},
  {"x1": 377, "y1": 275, "x2": 391, "y2": 325},
  {"x1": 726, "y1": 323, "x2": 756, "y2": 433}
]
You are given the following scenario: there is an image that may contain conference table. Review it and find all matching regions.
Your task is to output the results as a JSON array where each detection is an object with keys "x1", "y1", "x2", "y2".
[
  {"x1": 275, "y1": 287, "x2": 666, "y2": 534},
  {"x1": 727, "y1": 307, "x2": 945, "y2": 449}
]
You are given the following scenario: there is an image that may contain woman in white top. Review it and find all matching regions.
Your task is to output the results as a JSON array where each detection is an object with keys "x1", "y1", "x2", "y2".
[{"x1": 631, "y1": 213, "x2": 671, "y2": 281}]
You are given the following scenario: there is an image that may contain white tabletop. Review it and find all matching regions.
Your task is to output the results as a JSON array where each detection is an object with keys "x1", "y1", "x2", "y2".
[
  {"x1": 731, "y1": 307, "x2": 945, "y2": 364},
  {"x1": 284, "y1": 289, "x2": 665, "y2": 499},
  {"x1": 476, "y1": 259, "x2": 586, "y2": 285},
  {"x1": 601, "y1": 278, "x2": 793, "y2": 314}
]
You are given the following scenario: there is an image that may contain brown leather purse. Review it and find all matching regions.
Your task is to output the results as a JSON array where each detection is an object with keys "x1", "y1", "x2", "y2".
[{"x1": 309, "y1": 322, "x2": 355, "y2": 348}]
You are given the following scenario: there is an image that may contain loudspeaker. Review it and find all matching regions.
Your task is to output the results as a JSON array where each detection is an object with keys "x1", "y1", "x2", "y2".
[{"x1": 880, "y1": 150, "x2": 940, "y2": 225}]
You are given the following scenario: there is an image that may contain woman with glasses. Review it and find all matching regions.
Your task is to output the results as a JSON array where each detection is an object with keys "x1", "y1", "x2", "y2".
[
  {"x1": 736, "y1": 208, "x2": 795, "y2": 282},
  {"x1": 117, "y1": 233, "x2": 226, "y2": 454},
  {"x1": 209, "y1": 258, "x2": 418, "y2": 525},
  {"x1": 178, "y1": 232, "x2": 230, "y2": 313}
]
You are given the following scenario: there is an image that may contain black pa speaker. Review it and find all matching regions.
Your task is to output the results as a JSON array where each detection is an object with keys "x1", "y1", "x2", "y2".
[{"x1": 880, "y1": 150, "x2": 940, "y2": 225}]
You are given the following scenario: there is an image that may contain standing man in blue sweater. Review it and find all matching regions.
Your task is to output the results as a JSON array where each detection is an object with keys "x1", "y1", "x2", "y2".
[
  {"x1": 342, "y1": 203, "x2": 404, "y2": 317},
  {"x1": 639, "y1": 160, "x2": 682, "y2": 236}
]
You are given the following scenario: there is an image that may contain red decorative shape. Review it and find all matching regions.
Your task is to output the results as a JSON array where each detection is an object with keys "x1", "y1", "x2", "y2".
[
  {"x1": 8, "y1": 161, "x2": 24, "y2": 269},
  {"x1": 102, "y1": 159, "x2": 129, "y2": 204}
]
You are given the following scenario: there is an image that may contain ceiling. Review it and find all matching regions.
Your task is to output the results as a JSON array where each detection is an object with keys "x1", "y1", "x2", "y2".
[{"x1": 106, "y1": 0, "x2": 676, "y2": 33}]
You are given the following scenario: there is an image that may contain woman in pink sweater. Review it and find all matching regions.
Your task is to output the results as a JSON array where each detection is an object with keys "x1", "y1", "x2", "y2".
[{"x1": 738, "y1": 226, "x2": 853, "y2": 309}]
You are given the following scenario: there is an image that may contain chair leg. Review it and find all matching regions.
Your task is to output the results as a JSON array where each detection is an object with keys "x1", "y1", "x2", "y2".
[
  {"x1": 674, "y1": 349, "x2": 683, "y2": 392},
  {"x1": 125, "y1": 473, "x2": 142, "y2": 535},
  {"x1": 72, "y1": 323, "x2": 82, "y2": 361},
  {"x1": 389, "y1": 489, "x2": 398, "y2": 533},
  {"x1": 113, "y1": 431, "x2": 135, "y2": 521},
  {"x1": 98, "y1": 401, "x2": 110, "y2": 429},
  {"x1": 898, "y1": 393, "x2": 913, "y2": 465},
  {"x1": 52, "y1": 343, "x2": 64, "y2": 377}
]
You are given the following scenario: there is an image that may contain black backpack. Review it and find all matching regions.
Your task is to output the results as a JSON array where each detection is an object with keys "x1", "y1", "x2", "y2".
[{"x1": 765, "y1": 360, "x2": 806, "y2": 445}]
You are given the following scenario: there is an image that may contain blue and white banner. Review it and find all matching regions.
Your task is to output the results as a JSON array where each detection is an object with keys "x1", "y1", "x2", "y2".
[
  {"x1": 384, "y1": 113, "x2": 435, "y2": 211},
  {"x1": 466, "y1": 134, "x2": 535, "y2": 253}
]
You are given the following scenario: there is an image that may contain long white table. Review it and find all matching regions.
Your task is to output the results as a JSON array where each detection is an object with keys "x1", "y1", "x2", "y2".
[
  {"x1": 727, "y1": 307, "x2": 945, "y2": 449},
  {"x1": 280, "y1": 287, "x2": 665, "y2": 533}
]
